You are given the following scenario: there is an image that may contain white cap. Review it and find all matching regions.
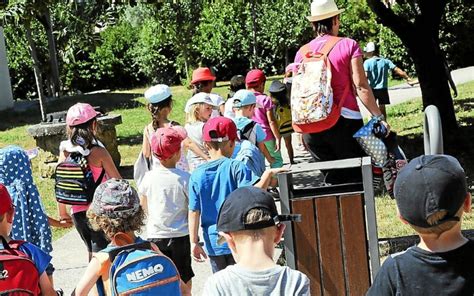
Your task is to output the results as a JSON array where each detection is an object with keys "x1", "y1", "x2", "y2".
[
  {"x1": 144, "y1": 84, "x2": 171, "y2": 104},
  {"x1": 184, "y1": 93, "x2": 216, "y2": 113},
  {"x1": 365, "y1": 42, "x2": 375, "y2": 53}
]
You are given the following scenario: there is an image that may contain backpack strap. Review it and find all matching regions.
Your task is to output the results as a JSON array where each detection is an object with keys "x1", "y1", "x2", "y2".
[
  {"x1": 241, "y1": 121, "x2": 256, "y2": 136},
  {"x1": 94, "y1": 168, "x2": 106, "y2": 187},
  {"x1": 319, "y1": 36, "x2": 342, "y2": 57}
]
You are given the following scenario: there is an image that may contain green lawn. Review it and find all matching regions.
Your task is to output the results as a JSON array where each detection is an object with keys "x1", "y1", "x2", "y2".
[{"x1": 0, "y1": 80, "x2": 472, "y2": 241}]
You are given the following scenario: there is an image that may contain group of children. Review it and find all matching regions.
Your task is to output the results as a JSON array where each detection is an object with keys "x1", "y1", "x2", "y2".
[{"x1": 0, "y1": 65, "x2": 472, "y2": 295}]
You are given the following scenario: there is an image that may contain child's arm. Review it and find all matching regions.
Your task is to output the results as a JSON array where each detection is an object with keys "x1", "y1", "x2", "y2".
[
  {"x1": 257, "y1": 141, "x2": 275, "y2": 164},
  {"x1": 189, "y1": 210, "x2": 207, "y2": 262},
  {"x1": 39, "y1": 272, "x2": 57, "y2": 296},
  {"x1": 183, "y1": 138, "x2": 210, "y2": 161},
  {"x1": 57, "y1": 203, "x2": 72, "y2": 222},
  {"x1": 254, "y1": 168, "x2": 288, "y2": 189},
  {"x1": 142, "y1": 128, "x2": 152, "y2": 159},
  {"x1": 139, "y1": 195, "x2": 148, "y2": 214},
  {"x1": 266, "y1": 110, "x2": 282, "y2": 152},
  {"x1": 75, "y1": 257, "x2": 101, "y2": 296},
  {"x1": 48, "y1": 216, "x2": 73, "y2": 228}
]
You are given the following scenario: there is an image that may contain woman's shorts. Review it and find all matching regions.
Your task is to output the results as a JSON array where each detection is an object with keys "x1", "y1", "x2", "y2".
[{"x1": 72, "y1": 211, "x2": 109, "y2": 253}]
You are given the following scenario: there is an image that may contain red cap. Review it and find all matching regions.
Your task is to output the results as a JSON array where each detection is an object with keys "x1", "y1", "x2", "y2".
[
  {"x1": 191, "y1": 67, "x2": 216, "y2": 85},
  {"x1": 151, "y1": 126, "x2": 187, "y2": 160},
  {"x1": 202, "y1": 117, "x2": 238, "y2": 143},
  {"x1": 0, "y1": 184, "x2": 13, "y2": 215},
  {"x1": 245, "y1": 69, "x2": 266, "y2": 87}
]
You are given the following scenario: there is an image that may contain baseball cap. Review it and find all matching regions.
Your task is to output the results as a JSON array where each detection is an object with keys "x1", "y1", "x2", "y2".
[
  {"x1": 394, "y1": 155, "x2": 468, "y2": 228},
  {"x1": 365, "y1": 42, "x2": 375, "y2": 53},
  {"x1": 202, "y1": 116, "x2": 238, "y2": 142},
  {"x1": 217, "y1": 187, "x2": 301, "y2": 244},
  {"x1": 90, "y1": 179, "x2": 140, "y2": 219},
  {"x1": 232, "y1": 89, "x2": 261, "y2": 108},
  {"x1": 268, "y1": 80, "x2": 286, "y2": 94},
  {"x1": 191, "y1": 67, "x2": 216, "y2": 85},
  {"x1": 151, "y1": 126, "x2": 187, "y2": 160},
  {"x1": 66, "y1": 103, "x2": 100, "y2": 126},
  {"x1": 245, "y1": 69, "x2": 266, "y2": 87},
  {"x1": 0, "y1": 184, "x2": 13, "y2": 215},
  {"x1": 184, "y1": 92, "x2": 215, "y2": 113},
  {"x1": 144, "y1": 84, "x2": 172, "y2": 104}
]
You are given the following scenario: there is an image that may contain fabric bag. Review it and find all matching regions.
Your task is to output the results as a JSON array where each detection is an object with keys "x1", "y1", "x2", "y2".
[
  {"x1": 133, "y1": 151, "x2": 151, "y2": 188},
  {"x1": 55, "y1": 152, "x2": 105, "y2": 205},
  {"x1": 0, "y1": 236, "x2": 41, "y2": 295},
  {"x1": 381, "y1": 132, "x2": 408, "y2": 198},
  {"x1": 291, "y1": 36, "x2": 349, "y2": 133},
  {"x1": 353, "y1": 117, "x2": 388, "y2": 167}
]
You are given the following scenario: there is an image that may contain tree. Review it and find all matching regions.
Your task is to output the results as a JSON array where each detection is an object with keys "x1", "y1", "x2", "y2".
[{"x1": 367, "y1": 0, "x2": 457, "y2": 139}]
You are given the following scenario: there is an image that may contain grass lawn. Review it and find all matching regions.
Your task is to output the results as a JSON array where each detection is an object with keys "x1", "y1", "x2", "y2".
[{"x1": 0, "y1": 79, "x2": 472, "y2": 242}]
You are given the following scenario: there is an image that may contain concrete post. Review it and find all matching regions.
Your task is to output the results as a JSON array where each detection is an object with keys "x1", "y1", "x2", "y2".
[{"x1": 0, "y1": 26, "x2": 14, "y2": 111}]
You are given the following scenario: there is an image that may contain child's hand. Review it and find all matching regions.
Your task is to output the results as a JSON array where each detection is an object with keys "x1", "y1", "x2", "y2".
[
  {"x1": 191, "y1": 242, "x2": 208, "y2": 262},
  {"x1": 58, "y1": 219, "x2": 74, "y2": 228},
  {"x1": 269, "y1": 167, "x2": 289, "y2": 176},
  {"x1": 274, "y1": 139, "x2": 281, "y2": 152}
]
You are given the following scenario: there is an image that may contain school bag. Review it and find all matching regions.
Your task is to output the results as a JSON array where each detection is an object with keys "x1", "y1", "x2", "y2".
[
  {"x1": 233, "y1": 140, "x2": 266, "y2": 177},
  {"x1": 238, "y1": 121, "x2": 258, "y2": 146},
  {"x1": 0, "y1": 236, "x2": 41, "y2": 295},
  {"x1": 97, "y1": 240, "x2": 182, "y2": 296},
  {"x1": 55, "y1": 151, "x2": 105, "y2": 205},
  {"x1": 291, "y1": 36, "x2": 350, "y2": 133}
]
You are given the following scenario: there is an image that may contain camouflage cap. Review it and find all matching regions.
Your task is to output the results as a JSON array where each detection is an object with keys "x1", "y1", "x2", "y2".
[{"x1": 91, "y1": 178, "x2": 140, "y2": 219}]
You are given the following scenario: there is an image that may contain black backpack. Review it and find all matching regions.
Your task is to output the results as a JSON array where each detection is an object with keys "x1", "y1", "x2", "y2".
[
  {"x1": 55, "y1": 152, "x2": 105, "y2": 205},
  {"x1": 239, "y1": 121, "x2": 257, "y2": 146}
]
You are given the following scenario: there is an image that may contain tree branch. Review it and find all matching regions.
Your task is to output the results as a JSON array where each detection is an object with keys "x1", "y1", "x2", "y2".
[{"x1": 366, "y1": 0, "x2": 414, "y2": 39}]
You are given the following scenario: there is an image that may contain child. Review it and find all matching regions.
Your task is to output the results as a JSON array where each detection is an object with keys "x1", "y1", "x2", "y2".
[
  {"x1": 203, "y1": 186, "x2": 310, "y2": 295},
  {"x1": 0, "y1": 184, "x2": 58, "y2": 296},
  {"x1": 269, "y1": 80, "x2": 295, "y2": 164},
  {"x1": 367, "y1": 155, "x2": 474, "y2": 295},
  {"x1": 184, "y1": 92, "x2": 215, "y2": 171},
  {"x1": 190, "y1": 67, "x2": 225, "y2": 118},
  {"x1": 75, "y1": 179, "x2": 149, "y2": 295},
  {"x1": 188, "y1": 117, "x2": 285, "y2": 273},
  {"x1": 138, "y1": 126, "x2": 194, "y2": 295},
  {"x1": 232, "y1": 89, "x2": 275, "y2": 166},
  {"x1": 57, "y1": 103, "x2": 121, "y2": 260},
  {"x1": 246, "y1": 69, "x2": 283, "y2": 168},
  {"x1": 224, "y1": 75, "x2": 246, "y2": 119}
]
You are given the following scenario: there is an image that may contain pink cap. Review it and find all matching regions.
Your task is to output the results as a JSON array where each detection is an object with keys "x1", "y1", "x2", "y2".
[
  {"x1": 202, "y1": 117, "x2": 238, "y2": 142},
  {"x1": 285, "y1": 63, "x2": 299, "y2": 74},
  {"x1": 66, "y1": 103, "x2": 99, "y2": 126},
  {"x1": 151, "y1": 126, "x2": 187, "y2": 160},
  {"x1": 0, "y1": 184, "x2": 13, "y2": 215},
  {"x1": 245, "y1": 69, "x2": 266, "y2": 88}
]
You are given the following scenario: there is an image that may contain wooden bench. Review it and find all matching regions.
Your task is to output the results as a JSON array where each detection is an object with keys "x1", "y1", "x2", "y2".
[{"x1": 278, "y1": 157, "x2": 380, "y2": 296}]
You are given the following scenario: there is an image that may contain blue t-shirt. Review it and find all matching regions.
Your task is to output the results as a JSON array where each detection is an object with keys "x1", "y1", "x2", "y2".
[
  {"x1": 364, "y1": 57, "x2": 396, "y2": 89},
  {"x1": 189, "y1": 158, "x2": 260, "y2": 256},
  {"x1": 0, "y1": 241, "x2": 52, "y2": 275},
  {"x1": 233, "y1": 116, "x2": 266, "y2": 144}
]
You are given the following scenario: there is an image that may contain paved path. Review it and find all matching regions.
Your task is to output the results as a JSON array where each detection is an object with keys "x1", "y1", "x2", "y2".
[{"x1": 51, "y1": 66, "x2": 473, "y2": 294}]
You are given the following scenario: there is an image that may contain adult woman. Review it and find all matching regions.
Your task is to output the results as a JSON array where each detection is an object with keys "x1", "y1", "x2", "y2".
[{"x1": 293, "y1": 0, "x2": 389, "y2": 184}]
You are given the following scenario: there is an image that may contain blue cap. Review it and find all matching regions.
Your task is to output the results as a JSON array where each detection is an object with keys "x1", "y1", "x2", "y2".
[
  {"x1": 232, "y1": 89, "x2": 259, "y2": 108},
  {"x1": 144, "y1": 84, "x2": 172, "y2": 104}
]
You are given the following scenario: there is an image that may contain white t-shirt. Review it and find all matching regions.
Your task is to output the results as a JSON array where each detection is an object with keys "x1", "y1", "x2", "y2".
[
  {"x1": 203, "y1": 264, "x2": 310, "y2": 295},
  {"x1": 210, "y1": 93, "x2": 225, "y2": 118},
  {"x1": 138, "y1": 166, "x2": 190, "y2": 238},
  {"x1": 184, "y1": 121, "x2": 208, "y2": 171}
]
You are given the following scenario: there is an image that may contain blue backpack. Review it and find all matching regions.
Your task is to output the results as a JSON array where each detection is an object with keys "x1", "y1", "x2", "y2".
[
  {"x1": 233, "y1": 140, "x2": 266, "y2": 177},
  {"x1": 100, "y1": 241, "x2": 182, "y2": 296}
]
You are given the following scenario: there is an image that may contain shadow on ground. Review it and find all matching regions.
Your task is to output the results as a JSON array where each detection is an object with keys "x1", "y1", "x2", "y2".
[{"x1": 0, "y1": 93, "x2": 143, "y2": 131}]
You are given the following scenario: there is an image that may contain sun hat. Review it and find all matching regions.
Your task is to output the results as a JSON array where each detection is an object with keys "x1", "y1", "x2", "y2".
[
  {"x1": 365, "y1": 42, "x2": 376, "y2": 53},
  {"x1": 144, "y1": 84, "x2": 172, "y2": 104},
  {"x1": 307, "y1": 0, "x2": 345, "y2": 22},
  {"x1": 191, "y1": 67, "x2": 216, "y2": 85},
  {"x1": 151, "y1": 126, "x2": 187, "y2": 160},
  {"x1": 66, "y1": 103, "x2": 100, "y2": 127},
  {"x1": 90, "y1": 179, "x2": 140, "y2": 219},
  {"x1": 268, "y1": 80, "x2": 287, "y2": 94},
  {"x1": 184, "y1": 92, "x2": 216, "y2": 113},
  {"x1": 394, "y1": 155, "x2": 468, "y2": 228},
  {"x1": 232, "y1": 89, "x2": 261, "y2": 108},
  {"x1": 202, "y1": 116, "x2": 238, "y2": 143},
  {"x1": 245, "y1": 69, "x2": 266, "y2": 88},
  {"x1": 0, "y1": 184, "x2": 13, "y2": 215},
  {"x1": 217, "y1": 187, "x2": 301, "y2": 244}
]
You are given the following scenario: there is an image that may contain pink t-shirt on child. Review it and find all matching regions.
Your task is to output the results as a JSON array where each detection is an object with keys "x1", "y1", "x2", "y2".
[
  {"x1": 294, "y1": 35, "x2": 363, "y2": 115},
  {"x1": 251, "y1": 92, "x2": 275, "y2": 142}
]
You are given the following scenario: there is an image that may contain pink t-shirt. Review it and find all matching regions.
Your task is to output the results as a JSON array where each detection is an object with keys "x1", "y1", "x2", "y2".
[
  {"x1": 71, "y1": 164, "x2": 108, "y2": 214},
  {"x1": 251, "y1": 92, "x2": 275, "y2": 142},
  {"x1": 294, "y1": 35, "x2": 363, "y2": 113}
]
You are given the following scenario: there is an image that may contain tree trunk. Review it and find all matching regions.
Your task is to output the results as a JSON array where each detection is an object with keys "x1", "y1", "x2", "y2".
[
  {"x1": 25, "y1": 23, "x2": 47, "y2": 122},
  {"x1": 251, "y1": 0, "x2": 258, "y2": 68},
  {"x1": 37, "y1": 8, "x2": 61, "y2": 98}
]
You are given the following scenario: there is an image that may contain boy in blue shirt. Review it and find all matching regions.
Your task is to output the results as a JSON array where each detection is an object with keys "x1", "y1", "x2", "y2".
[{"x1": 188, "y1": 117, "x2": 284, "y2": 273}]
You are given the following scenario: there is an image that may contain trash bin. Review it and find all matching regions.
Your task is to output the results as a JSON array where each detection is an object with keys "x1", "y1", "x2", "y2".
[{"x1": 278, "y1": 157, "x2": 380, "y2": 296}]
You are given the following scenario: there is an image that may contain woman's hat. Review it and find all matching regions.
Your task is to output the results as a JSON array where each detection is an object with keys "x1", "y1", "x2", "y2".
[
  {"x1": 307, "y1": 0, "x2": 344, "y2": 22},
  {"x1": 66, "y1": 103, "x2": 100, "y2": 127},
  {"x1": 144, "y1": 84, "x2": 172, "y2": 104},
  {"x1": 191, "y1": 67, "x2": 216, "y2": 85}
]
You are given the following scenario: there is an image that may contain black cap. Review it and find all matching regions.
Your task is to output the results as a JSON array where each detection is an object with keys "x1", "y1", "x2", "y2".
[
  {"x1": 268, "y1": 80, "x2": 286, "y2": 94},
  {"x1": 394, "y1": 155, "x2": 467, "y2": 228},
  {"x1": 217, "y1": 187, "x2": 300, "y2": 244}
]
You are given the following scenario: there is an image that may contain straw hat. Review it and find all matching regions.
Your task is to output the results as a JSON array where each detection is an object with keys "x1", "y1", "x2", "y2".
[{"x1": 307, "y1": 0, "x2": 345, "y2": 22}]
